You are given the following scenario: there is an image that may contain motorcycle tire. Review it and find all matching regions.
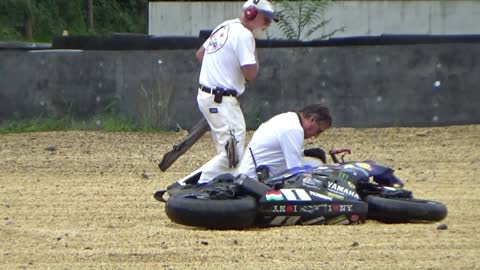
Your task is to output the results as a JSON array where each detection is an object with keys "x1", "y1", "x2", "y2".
[
  {"x1": 165, "y1": 194, "x2": 258, "y2": 229},
  {"x1": 366, "y1": 196, "x2": 448, "y2": 223}
]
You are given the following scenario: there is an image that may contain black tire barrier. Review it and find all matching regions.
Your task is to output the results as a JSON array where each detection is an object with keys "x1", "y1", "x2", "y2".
[
  {"x1": 149, "y1": 36, "x2": 203, "y2": 50},
  {"x1": 52, "y1": 36, "x2": 105, "y2": 50},
  {"x1": 49, "y1": 34, "x2": 480, "y2": 51},
  {"x1": 52, "y1": 35, "x2": 203, "y2": 50},
  {"x1": 0, "y1": 41, "x2": 51, "y2": 50},
  {"x1": 256, "y1": 39, "x2": 304, "y2": 48},
  {"x1": 105, "y1": 34, "x2": 150, "y2": 50},
  {"x1": 366, "y1": 196, "x2": 448, "y2": 223},
  {"x1": 305, "y1": 34, "x2": 480, "y2": 47},
  {"x1": 198, "y1": 29, "x2": 212, "y2": 41}
]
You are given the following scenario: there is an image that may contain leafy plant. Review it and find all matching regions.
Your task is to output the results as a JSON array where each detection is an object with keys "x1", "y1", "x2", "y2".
[
  {"x1": 275, "y1": 0, "x2": 344, "y2": 40},
  {"x1": 0, "y1": 0, "x2": 147, "y2": 42}
]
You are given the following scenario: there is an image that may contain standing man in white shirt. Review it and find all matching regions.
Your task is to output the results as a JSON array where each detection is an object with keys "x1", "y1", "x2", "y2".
[
  {"x1": 238, "y1": 104, "x2": 332, "y2": 180},
  {"x1": 187, "y1": 0, "x2": 278, "y2": 183}
]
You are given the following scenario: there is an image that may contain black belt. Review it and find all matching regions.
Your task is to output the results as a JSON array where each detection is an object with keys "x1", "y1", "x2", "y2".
[{"x1": 200, "y1": 85, "x2": 237, "y2": 97}]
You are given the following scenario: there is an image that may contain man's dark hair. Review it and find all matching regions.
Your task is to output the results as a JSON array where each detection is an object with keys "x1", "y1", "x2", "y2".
[{"x1": 299, "y1": 104, "x2": 332, "y2": 126}]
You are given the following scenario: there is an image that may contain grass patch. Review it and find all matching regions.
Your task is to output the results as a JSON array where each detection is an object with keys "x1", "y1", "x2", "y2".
[
  {"x1": 0, "y1": 118, "x2": 66, "y2": 134},
  {"x1": 0, "y1": 114, "x2": 164, "y2": 134}
]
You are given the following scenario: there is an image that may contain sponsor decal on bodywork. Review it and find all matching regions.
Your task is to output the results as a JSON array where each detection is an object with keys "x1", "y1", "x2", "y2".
[
  {"x1": 271, "y1": 204, "x2": 298, "y2": 213},
  {"x1": 337, "y1": 172, "x2": 350, "y2": 181},
  {"x1": 300, "y1": 204, "x2": 354, "y2": 214},
  {"x1": 302, "y1": 175, "x2": 324, "y2": 189},
  {"x1": 309, "y1": 191, "x2": 333, "y2": 201},
  {"x1": 327, "y1": 192, "x2": 344, "y2": 200},
  {"x1": 347, "y1": 181, "x2": 356, "y2": 189},
  {"x1": 301, "y1": 216, "x2": 326, "y2": 225},
  {"x1": 344, "y1": 163, "x2": 372, "y2": 173},
  {"x1": 280, "y1": 188, "x2": 312, "y2": 201},
  {"x1": 349, "y1": 214, "x2": 360, "y2": 222},
  {"x1": 269, "y1": 216, "x2": 301, "y2": 226},
  {"x1": 266, "y1": 190, "x2": 284, "y2": 201},
  {"x1": 327, "y1": 214, "x2": 350, "y2": 225},
  {"x1": 328, "y1": 181, "x2": 360, "y2": 199}
]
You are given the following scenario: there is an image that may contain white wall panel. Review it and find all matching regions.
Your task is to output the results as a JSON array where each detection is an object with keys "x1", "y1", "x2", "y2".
[{"x1": 149, "y1": 1, "x2": 480, "y2": 39}]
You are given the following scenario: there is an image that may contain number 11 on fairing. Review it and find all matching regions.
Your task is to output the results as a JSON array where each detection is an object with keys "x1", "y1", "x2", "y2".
[{"x1": 280, "y1": 189, "x2": 312, "y2": 201}]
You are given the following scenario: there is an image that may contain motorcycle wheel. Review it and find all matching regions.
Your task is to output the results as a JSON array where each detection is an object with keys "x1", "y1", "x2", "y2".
[
  {"x1": 165, "y1": 194, "x2": 258, "y2": 229},
  {"x1": 366, "y1": 196, "x2": 448, "y2": 223}
]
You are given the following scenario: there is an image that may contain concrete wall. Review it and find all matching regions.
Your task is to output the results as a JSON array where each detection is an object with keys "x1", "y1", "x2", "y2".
[
  {"x1": 1, "y1": 43, "x2": 479, "y2": 129},
  {"x1": 0, "y1": 49, "x2": 199, "y2": 129},
  {"x1": 148, "y1": 1, "x2": 480, "y2": 39}
]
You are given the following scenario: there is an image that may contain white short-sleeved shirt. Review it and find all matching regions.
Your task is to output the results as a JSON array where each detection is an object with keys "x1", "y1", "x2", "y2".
[
  {"x1": 238, "y1": 112, "x2": 305, "y2": 179},
  {"x1": 199, "y1": 19, "x2": 256, "y2": 96}
]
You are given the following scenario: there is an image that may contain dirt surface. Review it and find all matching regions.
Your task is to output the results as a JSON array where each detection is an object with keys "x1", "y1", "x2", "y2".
[{"x1": 1, "y1": 125, "x2": 479, "y2": 269}]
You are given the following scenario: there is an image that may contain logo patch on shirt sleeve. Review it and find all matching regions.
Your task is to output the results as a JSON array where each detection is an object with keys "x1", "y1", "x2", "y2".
[
  {"x1": 206, "y1": 25, "x2": 229, "y2": 53},
  {"x1": 209, "y1": 107, "x2": 218, "y2": 114}
]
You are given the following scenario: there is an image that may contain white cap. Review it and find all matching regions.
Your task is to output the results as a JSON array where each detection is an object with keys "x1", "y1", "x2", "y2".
[{"x1": 243, "y1": 0, "x2": 278, "y2": 22}]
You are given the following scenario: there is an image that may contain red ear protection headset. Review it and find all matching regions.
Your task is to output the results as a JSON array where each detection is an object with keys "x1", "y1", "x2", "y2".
[{"x1": 244, "y1": 6, "x2": 258, "y2": 20}]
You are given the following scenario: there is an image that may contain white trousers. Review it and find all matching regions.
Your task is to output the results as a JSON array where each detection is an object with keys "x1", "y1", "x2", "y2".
[{"x1": 178, "y1": 89, "x2": 246, "y2": 184}]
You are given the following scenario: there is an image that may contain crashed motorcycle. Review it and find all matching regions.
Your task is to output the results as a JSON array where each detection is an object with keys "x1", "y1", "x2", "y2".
[{"x1": 154, "y1": 149, "x2": 447, "y2": 229}]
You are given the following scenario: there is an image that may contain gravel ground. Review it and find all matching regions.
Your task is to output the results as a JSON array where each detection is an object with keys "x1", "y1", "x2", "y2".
[{"x1": 1, "y1": 125, "x2": 479, "y2": 269}]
